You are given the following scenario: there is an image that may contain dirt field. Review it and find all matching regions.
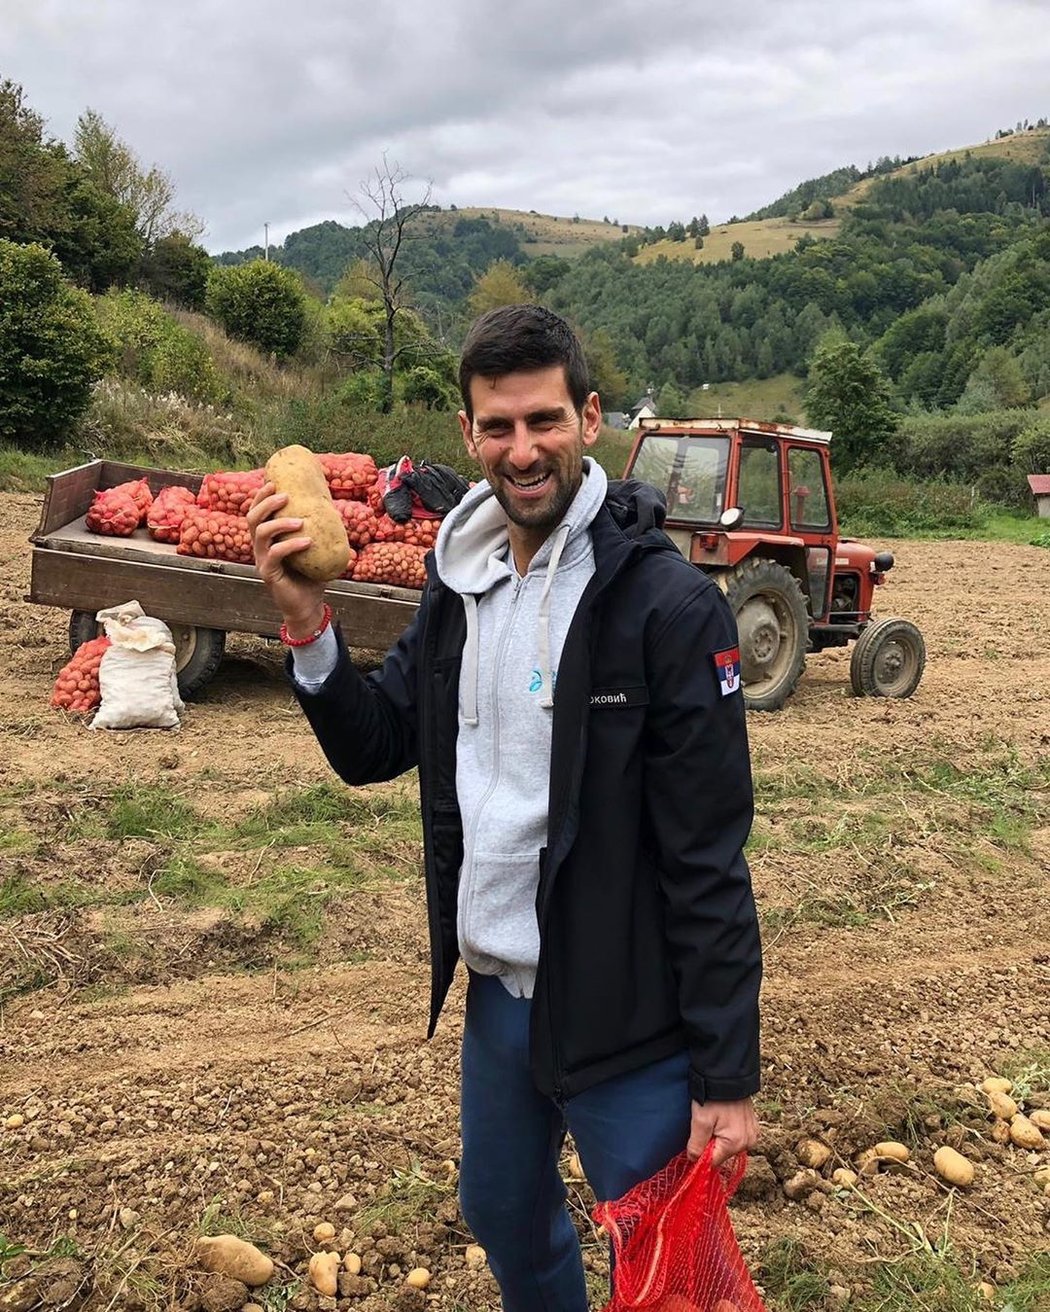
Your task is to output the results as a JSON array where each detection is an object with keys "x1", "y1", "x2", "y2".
[{"x1": 1, "y1": 489, "x2": 1048, "y2": 1311}]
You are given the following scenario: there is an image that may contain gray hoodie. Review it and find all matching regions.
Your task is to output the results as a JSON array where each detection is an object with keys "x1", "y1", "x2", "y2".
[{"x1": 434, "y1": 458, "x2": 609, "y2": 998}]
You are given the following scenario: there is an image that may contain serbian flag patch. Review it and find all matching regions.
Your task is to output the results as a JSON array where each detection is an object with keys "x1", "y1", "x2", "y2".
[{"x1": 712, "y1": 646, "x2": 742, "y2": 696}]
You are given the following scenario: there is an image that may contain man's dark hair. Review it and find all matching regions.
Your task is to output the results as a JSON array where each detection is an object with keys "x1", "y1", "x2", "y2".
[{"x1": 458, "y1": 305, "x2": 590, "y2": 420}]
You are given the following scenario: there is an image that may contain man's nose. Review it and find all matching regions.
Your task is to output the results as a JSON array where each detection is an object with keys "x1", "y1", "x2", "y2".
[{"x1": 505, "y1": 424, "x2": 539, "y2": 468}]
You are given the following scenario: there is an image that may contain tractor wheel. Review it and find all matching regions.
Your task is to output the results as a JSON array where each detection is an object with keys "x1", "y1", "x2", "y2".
[
  {"x1": 69, "y1": 610, "x2": 226, "y2": 700},
  {"x1": 850, "y1": 617, "x2": 925, "y2": 698},
  {"x1": 723, "y1": 558, "x2": 809, "y2": 712}
]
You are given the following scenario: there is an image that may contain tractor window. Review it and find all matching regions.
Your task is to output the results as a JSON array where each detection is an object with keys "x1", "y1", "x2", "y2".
[
  {"x1": 788, "y1": 447, "x2": 831, "y2": 531},
  {"x1": 738, "y1": 441, "x2": 782, "y2": 528},
  {"x1": 670, "y1": 438, "x2": 729, "y2": 522},
  {"x1": 631, "y1": 434, "x2": 729, "y2": 524},
  {"x1": 630, "y1": 435, "x2": 679, "y2": 502}
]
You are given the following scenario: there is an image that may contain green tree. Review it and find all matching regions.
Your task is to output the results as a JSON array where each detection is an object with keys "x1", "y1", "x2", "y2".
[
  {"x1": 0, "y1": 80, "x2": 141, "y2": 290},
  {"x1": 468, "y1": 259, "x2": 530, "y2": 317},
  {"x1": 74, "y1": 109, "x2": 203, "y2": 244},
  {"x1": 582, "y1": 328, "x2": 628, "y2": 408},
  {"x1": 805, "y1": 334, "x2": 898, "y2": 469},
  {"x1": 730, "y1": 241, "x2": 745, "y2": 262},
  {"x1": 401, "y1": 363, "x2": 458, "y2": 410},
  {"x1": 0, "y1": 240, "x2": 113, "y2": 449},
  {"x1": 206, "y1": 260, "x2": 308, "y2": 359},
  {"x1": 956, "y1": 345, "x2": 1029, "y2": 413},
  {"x1": 138, "y1": 233, "x2": 211, "y2": 309}
]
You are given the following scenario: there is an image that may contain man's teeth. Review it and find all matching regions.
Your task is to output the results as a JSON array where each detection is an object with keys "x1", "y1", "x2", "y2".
[{"x1": 510, "y1": 473, "x2": 548, "y2": 488}]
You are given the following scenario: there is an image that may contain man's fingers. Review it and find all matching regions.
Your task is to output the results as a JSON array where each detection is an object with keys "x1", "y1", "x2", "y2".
[
  {"x1": 253, "y1": 516, "x2": 305, "y2": 547},
  {"x1": 247, "y1": 487, "x2": 287, "y2": 528}
]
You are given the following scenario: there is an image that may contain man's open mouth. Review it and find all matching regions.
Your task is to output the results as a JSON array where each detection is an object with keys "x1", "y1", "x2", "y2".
[{"x1": 507, "y1": 472, "x2": 551, "y2": 491}]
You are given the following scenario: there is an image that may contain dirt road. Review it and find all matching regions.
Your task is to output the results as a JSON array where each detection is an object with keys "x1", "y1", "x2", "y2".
[{"x1": 1, "y1": 490, "x2": 1048, "y2": 1310}]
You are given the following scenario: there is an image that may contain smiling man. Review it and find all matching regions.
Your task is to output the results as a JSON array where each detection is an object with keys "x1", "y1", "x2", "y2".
[{"x1": 249, "y1": 305, "x2": 762, "y2": 1312}]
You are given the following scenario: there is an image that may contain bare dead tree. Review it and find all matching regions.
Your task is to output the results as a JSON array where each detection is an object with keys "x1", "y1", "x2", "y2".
[{"x1": 352, "y1": 155, "x2": 432, "y2": 413}]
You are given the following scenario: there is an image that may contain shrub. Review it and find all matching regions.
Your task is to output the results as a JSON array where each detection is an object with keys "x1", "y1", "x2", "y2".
[
  {"x1": 1012, "y1": 415, "x2": 1050, "y2": 474},
  {"x1": 0, "y1": 240, "x2": 113, "y2": 450},
  {"x1": 835, "y1": 469, "x2": 983, "y2": 535},
  {"x1": 206, "y1": 260, "x2": 308, "y2": 359},
  {"x1": 94, "y1": 289, "x2": 225, "y2": 404}
]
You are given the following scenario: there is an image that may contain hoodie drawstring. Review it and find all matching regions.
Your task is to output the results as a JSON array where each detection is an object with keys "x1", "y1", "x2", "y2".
[
  {"x1": 461, "y1": 593, "x2": 480, "y2": 726},
  {"x1": 537, "y1": 522, "x2": 571, "y2": 709}
]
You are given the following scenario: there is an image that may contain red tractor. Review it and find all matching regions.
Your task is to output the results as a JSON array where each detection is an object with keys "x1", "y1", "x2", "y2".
[{"x1": 623, "y1": 417, "x2": 926, "y2": 711}]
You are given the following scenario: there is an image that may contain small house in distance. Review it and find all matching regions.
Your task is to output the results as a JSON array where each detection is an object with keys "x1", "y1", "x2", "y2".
[
  {"x1": 1027, "y1": 474, "x2": 1050, "y2": 517},
  {"x1": 626, "y1": 391, "x2": 657, "y2": 429}
]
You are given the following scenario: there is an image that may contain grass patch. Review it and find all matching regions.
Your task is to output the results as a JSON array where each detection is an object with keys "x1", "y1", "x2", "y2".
[
  {"x1": 66, "y1": 783, "x2": 204, "y2": 842},
  {"x1": 996, "y1": 1045, "x2": 1050, "y2": 1100},
  {"x1": 0, "y1": 873, "x2": 49, "y2": 917},
  {"x1": 854, "y1": 1252, "x2": 983, "y2": 1311},
  {"x1": 758, "y1": 1238, "x2": 830, "y2": 1311},
  {"x1": 999, "y1": 1253, "x2": 1050, "y2": 1312},
  {"x1": 353, "y1": 1158, "x2": 453, "y2": 1233}
]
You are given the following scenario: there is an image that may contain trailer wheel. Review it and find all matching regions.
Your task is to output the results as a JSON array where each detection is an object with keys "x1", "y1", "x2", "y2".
[
  {"x1": 850, "y1": 617, "x2": 925, "y2": 698},
  {"x1": 69, "y1": 611, "x2": 226, "y2": 699},
  {"x1": 723, "y1": 558, "x2": 809, "y2": 712}
]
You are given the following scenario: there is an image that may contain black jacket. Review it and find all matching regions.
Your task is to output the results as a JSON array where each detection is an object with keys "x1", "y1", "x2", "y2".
[{"x1": 291, "y1": 480, "x2": 761, "y2": 1104}]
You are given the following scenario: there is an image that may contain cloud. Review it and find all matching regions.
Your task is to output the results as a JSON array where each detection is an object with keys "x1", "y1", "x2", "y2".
[{"x1": 2, "y1": 0, "x2": 1048, "y2": 251}]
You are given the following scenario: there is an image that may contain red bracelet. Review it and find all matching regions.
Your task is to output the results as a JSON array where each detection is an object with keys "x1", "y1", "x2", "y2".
[{"x1": 279, "y1": 603, "x2": 332, "y2": 647}]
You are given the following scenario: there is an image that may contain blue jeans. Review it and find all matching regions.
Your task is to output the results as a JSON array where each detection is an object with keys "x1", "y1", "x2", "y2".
[{"x1": 459, "y1": 971, "x2": 692, "y2": 1312}]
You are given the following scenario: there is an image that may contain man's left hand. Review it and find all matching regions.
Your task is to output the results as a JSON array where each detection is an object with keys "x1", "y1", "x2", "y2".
[{"x1": 686, "y1": 1097, "x2": 759, "y2": 1167}]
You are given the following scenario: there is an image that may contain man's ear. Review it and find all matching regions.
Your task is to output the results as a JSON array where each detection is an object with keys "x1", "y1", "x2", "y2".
[
  {"x1": 458, "y1": 409, "x2": 478, "y2": 460},
  {"x1": 581, "y1": 391, "x2": 601, "y2": 448}
]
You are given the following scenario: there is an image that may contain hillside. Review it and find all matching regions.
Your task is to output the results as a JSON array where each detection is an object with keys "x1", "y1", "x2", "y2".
[
  {"x1": 414, "y1": 206, "x2": 641, "y2": 257},
  {"x1": 636, "y1": 125, "x2": 1050, "y2": 268}
]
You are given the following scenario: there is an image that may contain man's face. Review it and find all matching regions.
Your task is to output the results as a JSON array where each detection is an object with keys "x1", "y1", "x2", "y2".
[{"x1": 458, "y1": 365, "x2": 601, "y2": 537}]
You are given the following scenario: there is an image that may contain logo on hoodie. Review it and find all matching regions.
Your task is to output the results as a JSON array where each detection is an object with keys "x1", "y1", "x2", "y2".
[{"x1": 529, "y1": 668, "x2": 557, "y2": 695}]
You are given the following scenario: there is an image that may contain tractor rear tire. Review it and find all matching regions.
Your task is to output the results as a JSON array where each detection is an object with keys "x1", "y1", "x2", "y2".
[
  {"x1": 850, "y1": 617, "x2": 925, "y2": 698},
  {"x1": 723, "y1": 558, "x2": 809, "y2": 712},
  {"x1": 69, "y1": 610, "x2": 226, "y2": 700}
]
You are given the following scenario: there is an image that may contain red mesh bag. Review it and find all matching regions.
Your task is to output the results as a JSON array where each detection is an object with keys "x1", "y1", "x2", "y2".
[
  {"x1": 352, "y1": 542, "x2": 427, "y2": 590},
  {"x1": 85, "y1": 489, "x2": 140, "y2": 536},
  {"x1": 51, "y1": 636, "x2": 111, "y2": 713},
  {"x1": 319, "y1": 452, "x2": 378, "y2": 501},
  {"x1": 196, "y1": 469, "x2": 264, "y2": 516},
  {"x1": 373, "y1": 512, "x2": 441, "y2": 550},
  {"x1": 147, "y1": 486, "x2": 197, "y2": 543},
  {"x1": 592, "y1": 1146, "x2": 766, "y2": 1312},
  {"x1": 110, "y1": 477, "x2": 153, "y2": 523},
  {"x1": 336, "y1": 499, "x2": 379, "y2": 548},
  {"x1": 177, "y1": 506, "x2": 255, "y2": 564}
]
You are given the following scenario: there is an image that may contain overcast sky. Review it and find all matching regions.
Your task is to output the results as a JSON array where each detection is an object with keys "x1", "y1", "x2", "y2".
[{"x1": 3, "y1": 0, "x2": 1049, "y2": 254}]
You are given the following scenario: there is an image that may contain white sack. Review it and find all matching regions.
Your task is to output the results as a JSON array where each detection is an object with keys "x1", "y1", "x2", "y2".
[{"x1": 90, "y1": 600, "x2": 184, "y2": 730}]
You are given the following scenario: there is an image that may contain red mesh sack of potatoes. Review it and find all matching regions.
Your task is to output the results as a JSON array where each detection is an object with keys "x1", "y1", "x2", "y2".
[
  {"x1": 373, "y1": 512, "x2": 441, "y2": 550},
  {"x1": 196, "y1": 469, "x2": 265, "y2": 517},
  {"x1": 85, "y1": 488, "x2": 141, "y2": 536},
  {"x1": 336, "y1": 499, "x2": 379, "y2": 548},
  {"x1": 338, "y1": 546, "x2": 359, "y2": 580},
  {"x1": 319, "y1": 452, "x2": 378, "y2": 501},
  {"x1": 147, "y1": 486, "x2": 197, "y2": 543},
  {"x1": 109, "y1": 477, "x2": 153, "y2": 523},
  {"x1": 352, "y1": 542, "x2": 428, "y2": 590},
  {"x1": 51, "y1": 636, "x2": 111, "y2": 713},
  {"x1": 177, "y1": 506, "x2": 255, "y2": 565},
  {"x1": 592, "y1": 1145, "x2": 766, "y2": 1312}
]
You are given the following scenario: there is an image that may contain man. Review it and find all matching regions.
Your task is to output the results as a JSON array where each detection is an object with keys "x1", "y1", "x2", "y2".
[{"x1": 248, "y1": 306, "x2": 761, "y2": 1312}]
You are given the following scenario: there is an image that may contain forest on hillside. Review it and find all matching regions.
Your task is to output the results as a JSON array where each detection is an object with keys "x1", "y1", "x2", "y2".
[{"x1": 3, "y1": 72, "x2": 1050, "y2": 528}]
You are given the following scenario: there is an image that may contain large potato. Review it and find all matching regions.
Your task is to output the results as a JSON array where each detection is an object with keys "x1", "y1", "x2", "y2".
[{"x1": 265, "y1": 445, "x2": 351, "y2": 581}]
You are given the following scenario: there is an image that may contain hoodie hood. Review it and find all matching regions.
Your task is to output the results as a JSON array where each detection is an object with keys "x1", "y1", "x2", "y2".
[
  {"x1": 434, "y1": 458, "x2": 609, "y2": 724},
  {"x1": 434, "y1": 457, "x2": 609, "y2": 595}
]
